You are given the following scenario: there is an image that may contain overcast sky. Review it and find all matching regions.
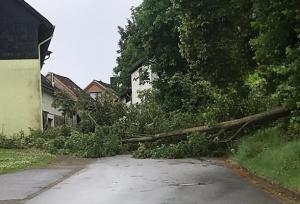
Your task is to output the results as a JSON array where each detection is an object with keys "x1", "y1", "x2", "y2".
[{"x1": 25, "y1": 0, "x2": 142, "y2": 88}]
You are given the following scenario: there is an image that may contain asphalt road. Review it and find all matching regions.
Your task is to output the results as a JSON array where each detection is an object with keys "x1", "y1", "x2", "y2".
[{"x1": 21, "y1": 155, "x2": 281, "y2": 204}]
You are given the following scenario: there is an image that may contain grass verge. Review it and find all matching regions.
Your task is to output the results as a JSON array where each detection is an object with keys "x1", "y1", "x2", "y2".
[
  {"x1": 234, "y1": 127, "x2": 300, "y2": 193},
  {"x1": 0, "y1": 149, "x2": 56, "y2": 174}
]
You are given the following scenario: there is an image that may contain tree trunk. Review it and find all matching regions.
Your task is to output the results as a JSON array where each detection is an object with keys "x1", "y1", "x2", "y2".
[{"x1": 123, "y1": 107, "x2": 290, "y2": 143}]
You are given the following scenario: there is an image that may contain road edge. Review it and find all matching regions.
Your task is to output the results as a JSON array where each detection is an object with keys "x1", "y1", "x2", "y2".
[{"x1": 219, "y1": 158, "x2": 300, "y2": 204}]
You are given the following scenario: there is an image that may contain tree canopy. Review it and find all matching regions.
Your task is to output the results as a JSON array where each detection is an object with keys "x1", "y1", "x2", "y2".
[{"x1": 114, "y1": 0, "x2": 300, "y2": 117}]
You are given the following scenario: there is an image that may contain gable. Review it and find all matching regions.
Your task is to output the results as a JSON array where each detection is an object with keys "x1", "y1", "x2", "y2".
[
  {"x1": 0, "y1": 0, "x2": 54, "y2": 61},
  {"x1": 0, "y1": 1, "x2": 39, "y2": 59},
  {"x1": 41, "y1": 74, "x2": 54, "y2": 95},
  {"x1": 0, "y1": 0, "x2": 41, "y2": 23},
  {"x1": 85, "y1": 81, "x2": 107, "y2": 93}
]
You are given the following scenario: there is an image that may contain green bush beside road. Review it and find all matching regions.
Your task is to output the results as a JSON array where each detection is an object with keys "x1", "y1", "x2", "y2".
[{"x1": 235, "y1": 127, "x2": 300, "y2": 192}]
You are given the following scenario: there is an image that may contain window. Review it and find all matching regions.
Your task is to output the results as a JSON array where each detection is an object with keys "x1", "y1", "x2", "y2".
[
  {"x1": 139, "y1": 68, "x2": 150, "y2": 85},
  {"x1": 90, "y1": 92, "x2": 102, "y2": 100},
  {"x1": 47, "y1": 118, "x2": 54, "y2": 128}
]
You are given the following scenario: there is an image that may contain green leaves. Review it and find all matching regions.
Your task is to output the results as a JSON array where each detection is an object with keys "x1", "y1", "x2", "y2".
[
  {"x1": 115, "y1": 0, "x2": 300, "y2": 124},
  {"x1": 251, "y1": 0, "x2": 300, "y2": 120},
  {"x1": 173, "y1": 0, "x2": 254, "y2": 88},
  {"x1": 52, "y1": 91, "x2": 76, "y2": 119}
]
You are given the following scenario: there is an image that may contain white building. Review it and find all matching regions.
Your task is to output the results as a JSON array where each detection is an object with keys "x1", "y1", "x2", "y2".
[
  {"x1": 130, "y1": 62, "x2": 158, "y2": 104},
  {"x1": 41, "y1": 75, "x2": 64, "y2": 128}
]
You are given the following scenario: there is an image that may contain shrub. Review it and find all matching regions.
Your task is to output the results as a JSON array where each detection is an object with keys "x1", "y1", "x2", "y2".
[
  {"x1": 235, "y1": 127, "x2": 286, "y2": 161},
  {"x1": 235, "y1": 127, "x2": 300, "y2": 191},
  {"x1": 133, "y1": 133, "x2": 225, "y2": 159},
  {"x1": 0, "y1": 132, "x2": 27, "y2": 149}
]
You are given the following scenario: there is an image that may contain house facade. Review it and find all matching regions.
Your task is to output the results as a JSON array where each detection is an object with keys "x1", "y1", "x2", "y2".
[
  {"x1": 0, "y1": 0, "x2": 54, "y2": 136},
  {"x1": 46, "y1": 73, "x2": 82, "y2": 100},
  {"x1": 41, "y1": 75, "x2": 64, "y2": 129},
  {"x1": 46, "y1": 72, "x2": 82, "y2": 125},
  {"x1": 85, "y1": 79, "x2": 117, "y2": 100},
  {"x1": 130, "y1": 61, "x2": 158, "y2": 104}
]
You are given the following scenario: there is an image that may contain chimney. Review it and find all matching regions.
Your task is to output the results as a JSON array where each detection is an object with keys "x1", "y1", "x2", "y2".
[
  {"x1": 110, "y1": 77, "x2": 117, "y2": 88},
  {"x1": 50, "y1": 73, "x2": 55, "y2": 87}
]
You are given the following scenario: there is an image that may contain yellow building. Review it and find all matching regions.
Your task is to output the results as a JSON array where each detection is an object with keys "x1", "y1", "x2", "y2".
[{"x1": 0, "y1": 0, "x2": 54, "y2": 136}]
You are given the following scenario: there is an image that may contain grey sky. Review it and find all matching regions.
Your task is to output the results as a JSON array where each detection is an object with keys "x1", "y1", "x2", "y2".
[{"x1": 25, "y1": 0, "x2": 142, "y2": 88}]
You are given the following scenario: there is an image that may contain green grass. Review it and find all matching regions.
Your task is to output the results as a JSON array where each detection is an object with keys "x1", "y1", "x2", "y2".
[
  {"x1": 0, "y1": 149, "x2": 56, "y2": 174},
  {"x1": 235, "y1": 127, "x2": 300, "y2": 192}
]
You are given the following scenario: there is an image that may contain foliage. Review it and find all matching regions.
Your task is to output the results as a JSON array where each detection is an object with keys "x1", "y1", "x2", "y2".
[
  {"x1": 114, "y1": 0, "x2": 299, "y2": 116},
  {"x1": 0, "y1": 149, "x2": 55, "y2": 174},
  {"x1": 133, "y1": 133, "x2": 226, "y2": 159},
  {"x1": 114, "y1": 0, "x2": 189, "y2": 111},
  {"x1": 235, "y1": 126, "x2": 300, "y2": 191},
  {"x1": 2, "y1": 0, "x2": 300, "y2": 164},
  {"x1": 35, "y1": 126, "x2": 121, "y2": 158},
  {"x1": 0, "y1": 125, "x2": 121, "y2": 158},
  {"x1": 0, "y1": 132, "x2": 27, "y2": 149},
  {"x1": 250, "y1": 0, "x2": 300, "y2": 119},
  {"x1": 172, "y1": 0, "x2": 254, "y2": 88},
  {"x1": 76, "y1": 95, "x2": 127, "y2": 132},
  {"x1": 52, "y1": 91, "x2": 77, "y2": 120},
  {"x1": 114, "y1": 16, "x2": 145, "y2": 94}
]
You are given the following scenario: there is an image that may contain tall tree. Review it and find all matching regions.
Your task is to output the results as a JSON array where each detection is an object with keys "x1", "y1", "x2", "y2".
[
  {"x1": 250, "y1": 0, "x2": 300, "y2": 117},
  {"x1": 172, "y1": 0, "x2": 255, "y2": 88},
  {"x1": 114, "y1": 15, "x2": 145, "y2": 94},
  {"x1": 114, "y1": 0, "x2": 189, "y2": 110}
]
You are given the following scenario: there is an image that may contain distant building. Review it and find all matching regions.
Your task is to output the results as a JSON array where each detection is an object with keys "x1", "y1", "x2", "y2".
[
  {"x1": 0, "y1": 0, "x2": 54, "y2": 135},
  {"x1": 46, "y1": 73, "x2": 82, "y2": 100},
  {"x1": 130, "y1": 59, "x2": 158, "y2": 104},
  {"x1": 45, "y1": 72, "x2": 83, "y2": 125},
  {"x1": 84, "y1": 79, "x2": 118, "y2": 100},
  {"x1": 41, "y1": 75, "x2": 64, "y2": 129}
]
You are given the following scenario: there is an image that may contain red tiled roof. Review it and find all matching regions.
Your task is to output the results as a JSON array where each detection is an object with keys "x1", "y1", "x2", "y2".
[{"x1": 53, "y1": 73, "x2": 82, "y2": 93}]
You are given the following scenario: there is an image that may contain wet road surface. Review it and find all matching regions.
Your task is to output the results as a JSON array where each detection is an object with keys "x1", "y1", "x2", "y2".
[{"x1": 23, "y1": 155, "x2": 281, "y2": 204}]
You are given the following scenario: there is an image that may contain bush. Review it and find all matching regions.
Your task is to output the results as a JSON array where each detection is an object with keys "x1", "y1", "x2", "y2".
[
  {"x1": 235, "y1": 127, "x2": 300, "y2": 192},
  {"x1": 0, "y1": 132, "x2": 27, "y2": 149},
  {"x1": 235, "y1": 127, "x2": 286, "y2": 161},
  {"x1": 0, "y1": 124, "x2": 122, "y2": 159},
  {"x1": 133, "y1": 133, "x2": 225, "y2": 159}
]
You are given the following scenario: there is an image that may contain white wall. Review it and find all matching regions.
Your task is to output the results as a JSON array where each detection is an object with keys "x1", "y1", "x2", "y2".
[
  {"x1": 131, "y1": 66, "x2": 157, "y2": 104},
  {"x1": 42, "y1": 92, "x2": 63, "y2": 117}
]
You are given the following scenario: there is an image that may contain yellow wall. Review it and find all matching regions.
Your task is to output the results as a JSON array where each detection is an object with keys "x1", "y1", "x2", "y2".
[{"x1": 0, "y1": 59, "x2": 42, "y2": 136}]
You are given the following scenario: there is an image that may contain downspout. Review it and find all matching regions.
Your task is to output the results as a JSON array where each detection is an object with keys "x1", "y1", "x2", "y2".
[
  {"x1": 38, "y1": 35, "x2": 53, "y2": 131},
  {"x1": 38, "y1": 35, "x2": 53, "y2": 62}
]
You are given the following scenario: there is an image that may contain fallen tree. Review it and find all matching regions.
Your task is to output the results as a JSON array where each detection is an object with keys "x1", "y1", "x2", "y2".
[{"x1": 123, "y1": 107, "x2": 290, "y2": 143}]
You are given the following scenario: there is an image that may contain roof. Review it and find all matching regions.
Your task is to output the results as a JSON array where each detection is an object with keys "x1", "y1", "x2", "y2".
[
  {"x1": 17, "y1": 0, "x2": 54, "y2": 31},
  {"x1": 49, "y1": 73, "x2": 83, "y2": 96},
  {"x1": 84, "y1": 80, "x2": 111, "y2": 91},
  {"x1": 96, "y1": 80, "x2": 111, "y2": 89},
  {"x1": 130, "y1": 58, "x2": 148, "y2": 74},
  {"x1": 84, "y1": 80, "x2": 118, "y2": 99},
  {"x1": 41, "y1": 74, "x2": 54, "y2": 95}
]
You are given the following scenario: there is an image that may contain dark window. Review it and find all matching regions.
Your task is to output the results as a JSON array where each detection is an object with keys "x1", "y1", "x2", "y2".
[
  {"x1": 90, "y1": 92, "x2": 102, "y2": 100},
  {"x1": 139, "y1": 68, "x2": 150, "y2": 85}
]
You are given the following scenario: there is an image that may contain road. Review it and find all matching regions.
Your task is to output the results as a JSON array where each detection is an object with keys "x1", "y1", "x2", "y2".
[{"x1": 18, "y1": 155, "x2": 281, "y2": 204}]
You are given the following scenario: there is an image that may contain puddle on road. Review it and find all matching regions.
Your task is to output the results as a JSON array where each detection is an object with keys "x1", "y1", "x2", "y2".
[
  {"x1": 140, "y1": 189, "x2": 153, "y2": 193},
  {"x1": 168, "y1": 182, "x2": 212, "y2": 187},
  {"x1": 168, "y1": 161, "x2": 199, "y2": 165},
  {"x1": 131, "y1": 175, "x2": 144, "y2": 178}
]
